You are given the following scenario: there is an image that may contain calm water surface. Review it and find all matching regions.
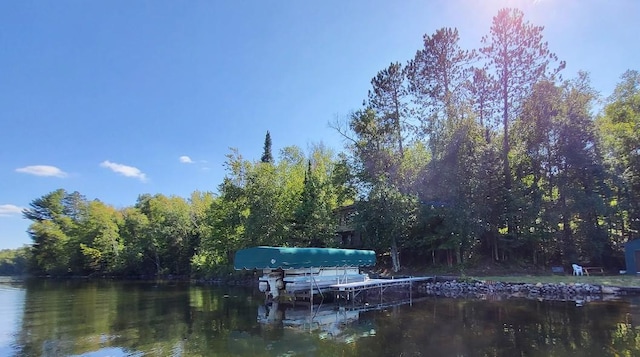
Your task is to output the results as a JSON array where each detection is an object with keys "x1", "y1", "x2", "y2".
[{"x1": 1, "y1": 277, "x2": 640, "y2": 356}]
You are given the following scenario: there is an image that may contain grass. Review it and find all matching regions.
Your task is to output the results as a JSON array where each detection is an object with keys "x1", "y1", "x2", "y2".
[
  {"x1": 380, "y1": 263, "x2": 640, "y2": 288},
  {"x1": 471, "y1": 274, "x2": 640, "y2": 288}
]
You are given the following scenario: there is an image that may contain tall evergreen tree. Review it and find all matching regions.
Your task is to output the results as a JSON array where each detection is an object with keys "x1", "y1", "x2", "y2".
[
  {"x1": 368, "y1": 62, "x2": 409, "y2": 160},
  {"x1": 467, "y1": 67, "x2": 498, "y2": 143},
  {"x1": 407, "y1": 27, "x2": 475, "y2": 157},
  {"x1": 480, "y1": 8, "x2": 564, "y2": 237},
  {"x1": 23, "y1": 189, "x2": 87, "y2": 275},
  {"x1": 349, "y1": 108, "x2": 397, "y2": 184},
  {"x1": 261, "y1": 131, "x2": 274, "y2": 163}
]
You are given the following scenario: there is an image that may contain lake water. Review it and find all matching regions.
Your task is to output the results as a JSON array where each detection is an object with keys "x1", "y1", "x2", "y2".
[{"x1": 2, "y1": 277, "x2": 640, "y2": 356}]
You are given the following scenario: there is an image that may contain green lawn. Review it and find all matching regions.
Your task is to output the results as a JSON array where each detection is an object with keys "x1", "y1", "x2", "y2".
[{"x1": 472, "y1": 274, "x2": 640, "y2": 288}]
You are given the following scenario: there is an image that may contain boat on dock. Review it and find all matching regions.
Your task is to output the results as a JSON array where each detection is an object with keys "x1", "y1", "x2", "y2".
[{"x1": 234, "y1": 246, "x2": 376, "y2": 300}]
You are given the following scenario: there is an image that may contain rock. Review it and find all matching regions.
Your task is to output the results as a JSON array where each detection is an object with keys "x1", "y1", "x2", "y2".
[{"x1": 419, "y1": 279, "x2": 613, "y2": 303}]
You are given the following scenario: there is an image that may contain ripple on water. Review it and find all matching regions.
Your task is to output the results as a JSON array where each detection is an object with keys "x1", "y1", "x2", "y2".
[{"x1": 69, "y1": 346, "x2": 144, "y2": 357}]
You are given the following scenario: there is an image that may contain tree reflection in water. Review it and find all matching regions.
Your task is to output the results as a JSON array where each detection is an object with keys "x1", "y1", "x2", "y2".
[{"x1": 4, "y1": 279, "x2": 640, "y2": 356}]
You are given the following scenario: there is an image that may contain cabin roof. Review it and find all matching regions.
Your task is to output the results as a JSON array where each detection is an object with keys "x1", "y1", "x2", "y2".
[{"x1": 234, "y1": 246, "x2": 376, "y2": 270}]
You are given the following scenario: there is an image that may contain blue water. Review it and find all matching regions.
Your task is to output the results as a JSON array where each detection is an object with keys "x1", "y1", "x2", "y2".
[{"x1": 0, "y1": 278, "x2": 25, "y2": 356}]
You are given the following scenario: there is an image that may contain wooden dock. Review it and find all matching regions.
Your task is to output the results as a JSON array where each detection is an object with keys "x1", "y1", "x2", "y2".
[{"x1": 330, "y1": 277, "x2": 432, "y2": 302}]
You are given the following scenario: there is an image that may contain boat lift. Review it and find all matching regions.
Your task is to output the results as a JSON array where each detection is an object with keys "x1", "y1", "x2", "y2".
[
  {"x1": 234, "y1": 246, "x2": 376, "y2": 301},
  {"x1": 234, "y1": 246, "x2": 432, "y2": 306}
]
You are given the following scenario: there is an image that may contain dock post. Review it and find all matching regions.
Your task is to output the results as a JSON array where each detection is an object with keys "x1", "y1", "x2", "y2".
[
  {"x1": 410, "y1": 278, "x2": 413, "y2": 306},
  {"x1": 309, "y1": 268, "x2": 313, "y2": 312}
]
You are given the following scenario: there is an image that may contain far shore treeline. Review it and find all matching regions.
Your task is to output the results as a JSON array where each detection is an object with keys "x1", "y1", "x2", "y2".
[{"x1": 4, "y1": 8, "x2": 640, "y2": 278}]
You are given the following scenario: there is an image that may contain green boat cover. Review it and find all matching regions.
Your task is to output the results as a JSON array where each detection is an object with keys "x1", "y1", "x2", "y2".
[{"x1": 234, "y1": 246, "x2": 376, "y2": 270}]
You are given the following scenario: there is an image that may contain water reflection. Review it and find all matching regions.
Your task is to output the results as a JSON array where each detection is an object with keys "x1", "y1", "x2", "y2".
[
  {"x1": 0, "y1": 277, "x2": 25, "y2": 357},
  {"x1": 258, "y1": 302, "x2": 362, "y2": 340},
  {"x1": 1, "y1": 278, "x2": 640, "y2": 356},
  {"x1": 356, "y1": 298, "x2": 640, "y2": 357}
]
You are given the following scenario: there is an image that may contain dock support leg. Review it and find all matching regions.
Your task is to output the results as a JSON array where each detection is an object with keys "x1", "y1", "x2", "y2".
[
  {"x1": 310, "y1": 270, "x2": 313, "y2": 312},
  {"x1": 410, "y1": 281, "x2": 412, "y2": 306}
]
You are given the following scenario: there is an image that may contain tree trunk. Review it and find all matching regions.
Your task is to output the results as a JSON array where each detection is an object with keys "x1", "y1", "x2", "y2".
[
  {"x1": 560, "y1": 193, "x2": 576, "y2": 264},
  {"x1": 390, "y1": 238, "x2": 400, "y2": 272},
  {"x1": 154, "y1": 249, "x2": 161, "y2": 277},
  {"x1": 502, "y1": 73, "x2": 515, "y2": 238}
]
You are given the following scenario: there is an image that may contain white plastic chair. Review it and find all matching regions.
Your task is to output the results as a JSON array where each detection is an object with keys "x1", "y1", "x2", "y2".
[{"x1": 572, "y1": 264, "x2": 584, "y2": 276}]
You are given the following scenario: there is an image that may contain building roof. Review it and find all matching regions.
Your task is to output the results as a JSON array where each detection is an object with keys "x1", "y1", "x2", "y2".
[{"x1": 234, "y1": 246, "x2": 376, "y2": 270}]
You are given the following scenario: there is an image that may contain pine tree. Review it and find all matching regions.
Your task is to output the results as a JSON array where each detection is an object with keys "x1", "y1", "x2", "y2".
[
  {"x1": 480, "y1": 8, "x2": 564, "y2": 237},
  {"x1": 261, "y1": 131, "x2": 273, "y2": 163}
]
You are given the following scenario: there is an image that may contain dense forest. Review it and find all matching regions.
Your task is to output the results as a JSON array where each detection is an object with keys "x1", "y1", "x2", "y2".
[{"x1": 7, "y1": 8, "x2": 640, "y2": 278}]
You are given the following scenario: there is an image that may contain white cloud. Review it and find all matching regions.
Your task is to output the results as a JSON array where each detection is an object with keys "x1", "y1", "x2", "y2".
[
  {"x1": 0, "y1": 204, "x2": 23, "y2": 217},
  {"x1": 15, "y1": 165, "x2": 67, "y2": 177},
  {"x1": 179, "y1": 155, "x2": 194, "y2": 164},
  {"x1": 100, "y1": 160, "x2": 148, "y2": 182}
]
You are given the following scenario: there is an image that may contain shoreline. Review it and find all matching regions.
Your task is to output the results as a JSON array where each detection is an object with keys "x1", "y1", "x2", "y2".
[{"x1": 417, "y1": 277, "x2": 640, "y2": 303}]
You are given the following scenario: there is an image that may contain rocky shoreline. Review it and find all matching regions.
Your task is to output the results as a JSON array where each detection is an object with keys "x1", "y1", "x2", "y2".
[{"x1": 416, "y1": 278, "x2": 639, "y2": 303}]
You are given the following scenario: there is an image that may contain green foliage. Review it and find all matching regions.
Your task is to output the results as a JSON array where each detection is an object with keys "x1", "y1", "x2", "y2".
[
  {"x1": 23, "y1": 189, "x2": 84, "y2": 275},
  {"x1": 142, "y1": 194, "x2": 194, "y2": 276},
  {"x1": 293, "y1": 156, "x2": 339, "y2": 247},
  {"x1": 331, "y1": 153, "x2": 357, "y2": 206},
  {"x1": 118, "y1": 206, "x2": 150, "y2": 275},
  {"x1": 354, "y1": 183, "x2": 418, "y2": 271},
  {"x1": 76, "y1": 200, "x2": 124, "y2": 274},
  {"x1": 510, "y1": 74, "x2": 608, "y2": 265},
  {"x1": 192, "y1": 144, "x2": 347, "y2": 277},
  {"x1": 261, "y1": 130, "x2": 274, "y2": 163},
  {"x1": 407, "y1": 26, "x2": 475, "y2": 154},
  {"x1": 18, "y1": 9, "x2": 640, "y2": 276},
  {"x1": 0, "y1": 247, "x2": 30, "y2": 275},
  {"x1": 480, "y1": 7, "x2": 565, "y2": 241},
  {"x1": 368, "y1": 62, "x2": 409, "y2": 161},
  {"x1": 597, "y1": 70, "x2": 640, "y2": 244}
]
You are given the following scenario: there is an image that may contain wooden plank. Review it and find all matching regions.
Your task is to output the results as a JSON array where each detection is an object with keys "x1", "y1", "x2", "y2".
[
  {"x1": 583, "y1": 267, "x2": 604, "y2": 276},
  {"x1": 330, "y1": 277, "x2": 431, "y2": 295}
]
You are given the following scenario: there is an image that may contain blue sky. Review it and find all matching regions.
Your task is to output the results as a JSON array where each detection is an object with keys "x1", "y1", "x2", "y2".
[{"x1": 1, "y1": 0, "x2": 639, "y2": 249}]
